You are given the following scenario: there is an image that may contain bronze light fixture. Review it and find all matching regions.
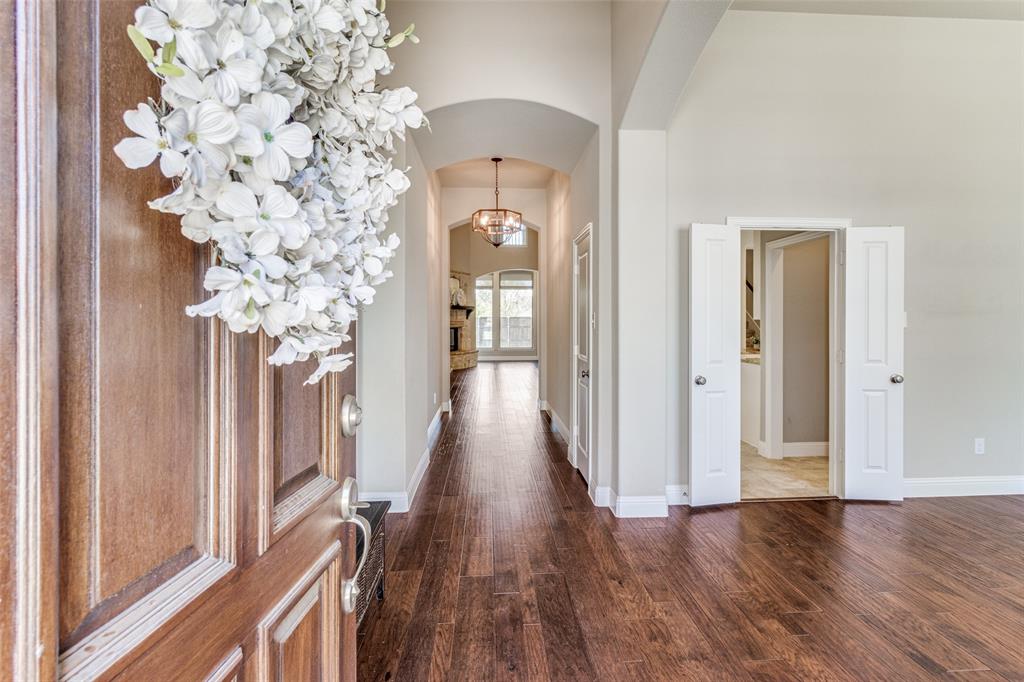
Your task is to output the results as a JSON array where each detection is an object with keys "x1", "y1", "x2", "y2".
[{"x1": 472, "y1": 157, "x2": 523, "y2": 248}]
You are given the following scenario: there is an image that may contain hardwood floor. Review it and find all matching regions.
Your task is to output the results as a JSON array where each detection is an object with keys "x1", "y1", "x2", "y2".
[{"x1": 357, "y1": 362, "x2": 1024, "y2": 680}]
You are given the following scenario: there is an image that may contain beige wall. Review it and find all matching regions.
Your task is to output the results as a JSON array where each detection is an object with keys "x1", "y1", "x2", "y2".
[
  {"x1": 449, "y1": 224, "x2": 539, "y2": 278},
  {"x1": 782, "y1": 237, "x2": 830, "y2": 444},
  {"x1": 668, "y1": 10, "x2": 1024, "y2": 482},
  {"x1": 545, "y1": 171, "x2": 573, "y2": 428}
]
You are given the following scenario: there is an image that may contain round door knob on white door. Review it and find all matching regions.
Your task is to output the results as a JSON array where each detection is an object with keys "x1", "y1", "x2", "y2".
[
  {"x1": 890, "y1": 373, "x2": 905, "y2": 384},
  {"x1": 340, "y1": 394, "x2": 362, "y2": 438},
  {"x1": 694, "y1": 375, "x2": 707, "y2": 386}
]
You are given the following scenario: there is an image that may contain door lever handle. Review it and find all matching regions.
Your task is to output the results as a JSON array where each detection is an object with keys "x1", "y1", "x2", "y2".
[{"x1": 339, "y1": 477, "x2": 372, "y2": 614}]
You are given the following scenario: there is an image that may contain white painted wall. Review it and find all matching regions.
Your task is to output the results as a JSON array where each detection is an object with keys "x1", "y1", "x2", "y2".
[
  {"x1": 357, "y1": 136, "x2": 444, "y2": 510},
  {"x1": 666, "y1": 10, "x2": 1024, "y2": 485},
  {"x1": 616, "y1": 129, "x2": 668, "y2": 507},
  {"x1": 611, "y1": 0, "x2": 667, "y2": 127}
]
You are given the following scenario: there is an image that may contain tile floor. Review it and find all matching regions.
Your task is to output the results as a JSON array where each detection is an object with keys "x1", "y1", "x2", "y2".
[{"x1": 741, "y1": 441, "x2": 829, "y2": 499}]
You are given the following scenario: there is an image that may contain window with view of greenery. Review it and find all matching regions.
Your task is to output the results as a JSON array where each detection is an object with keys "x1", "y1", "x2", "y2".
[{"x1": 474, "y1": 270, "x2": 535, "y2": 353}]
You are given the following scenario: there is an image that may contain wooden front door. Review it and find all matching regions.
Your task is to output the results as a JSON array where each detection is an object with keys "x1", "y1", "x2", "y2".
[{"x1": 2, "y1": 0, "x2": 362, "y2": 678}]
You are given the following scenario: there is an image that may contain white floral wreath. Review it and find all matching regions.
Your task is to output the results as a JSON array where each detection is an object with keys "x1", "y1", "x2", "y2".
[{"x1": 115, "y1": 0, "x2": 425, "y2": 384}]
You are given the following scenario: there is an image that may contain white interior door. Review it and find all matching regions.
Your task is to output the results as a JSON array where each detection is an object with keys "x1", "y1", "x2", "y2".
[
  {"x1": 572, "y1": 230, "x2": 592, "y2": 483},
  {"x1": 844, "y1": 226, "x2": 905, "y2": 500},
  {"x1": 689, "y1": 224, "x2": 741, "y2": 506}
]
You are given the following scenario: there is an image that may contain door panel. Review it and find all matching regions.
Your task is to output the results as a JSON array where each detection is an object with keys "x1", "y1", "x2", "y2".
[
  {"x1": 257, "y1": 545, "x2": 342, "y2": 680},
  {"x1": 57, "y1": 1, "x2": 235, "y2": 675},
  {"x1": 261, "y1": 337, "x2": 341, "y2": 553},
  {"x1": 844, "y1": 227, "x2": 905, "y2": 500},
  {"x1": 573, "y1": 231, "x2": 592, "y2": 482},
  {"x1": 689, "y1": 224, "x2": 741, "y2": 506}
]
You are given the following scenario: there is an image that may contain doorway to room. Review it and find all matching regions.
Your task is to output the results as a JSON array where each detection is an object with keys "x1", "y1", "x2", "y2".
[
  {"x1": 689, "y1": 219, "x2": 906, "y2": 507},
  {"x1": 741, "y1": 230, "x2": 833, "y2": 500}
]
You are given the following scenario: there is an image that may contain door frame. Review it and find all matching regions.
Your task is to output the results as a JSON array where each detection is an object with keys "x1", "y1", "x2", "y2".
[
  {"x1": 570, "y1": 223, "x2": 593, "y2": 484},
  {"x1": 727, "y1": 217, "x2": 850, "y2": 499}
]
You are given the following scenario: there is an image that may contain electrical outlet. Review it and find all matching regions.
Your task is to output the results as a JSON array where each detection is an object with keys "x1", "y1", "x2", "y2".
[{"x1": 974, "y1": 437, "x2": 985, "y2": 455}]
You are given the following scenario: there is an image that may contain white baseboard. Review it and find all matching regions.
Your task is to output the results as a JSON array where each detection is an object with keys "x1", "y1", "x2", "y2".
[
  {"x1": 479, "y1": 355, "x2": 538, "y2": 362},
  {"x1": 441, "y1": 400, "x2": 451, "y2": 413},
  {"x1": 426, "y1": 405, "x2": 444, "y2": 451},
  {"x1": 591, "y1": 486, "x2": 611, "y2": 507},
  {"x1": 757, "y1": 440, "x2": 771, "y2": 458},
  {"x1": 665, "y1": 484, "x2": 689, "y2": 506},
  {"x1": 783, "y1": 441, "x2": 829, "y2": 458},
  {"x1": 904, "y1": 475, "x2": 1024, "y2": 498},
  {"x1": 362, "y1": 429, "x2": 434, "y2": 514},
  {"x1": 609, "y1": 489, "x2": 668, "y2": 518},
  {"x1": 359, "y1": 490, "x2": 411, "y2": 512},
  {"x1": 545, "y1": 406, "x2": 570, "y2": 441},
  {"x1": 537, "y1": 399, "x2": 548, "y2": 411}
]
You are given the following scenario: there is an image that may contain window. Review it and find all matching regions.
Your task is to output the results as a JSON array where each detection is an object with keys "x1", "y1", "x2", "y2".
[
  {"x1": 473, "y1": 270, "x2": 536, "y2": 354},
  {"x1": 475, "y1": 275, "x2": 493, "y2": 349},
  {"x1": 503, "y1": 227, "x2": 527, "y2": 247},
  {"x1": 499, "y1": 271, "x2": 533, "y2": 349}
]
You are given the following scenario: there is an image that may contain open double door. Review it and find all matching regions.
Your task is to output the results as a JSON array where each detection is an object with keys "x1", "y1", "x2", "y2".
[
  {"x1": 689, "y1": 223, "x2": 905, "y2": 506},
  {"x1": 4, "y1": 1, "x2": 367, "y2": 679}
]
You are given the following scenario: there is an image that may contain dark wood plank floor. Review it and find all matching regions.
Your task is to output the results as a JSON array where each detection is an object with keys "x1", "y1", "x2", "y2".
[{"x1": 357, "y1": 362, "x2": 1024, "y2": 680}]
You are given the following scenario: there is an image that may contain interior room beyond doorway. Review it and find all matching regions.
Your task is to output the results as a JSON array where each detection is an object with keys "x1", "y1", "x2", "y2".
[{"x1": 741, "y1": 229, "x2": 832, "y2": 499}]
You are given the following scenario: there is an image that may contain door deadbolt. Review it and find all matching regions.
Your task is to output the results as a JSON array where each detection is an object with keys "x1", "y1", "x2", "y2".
[{"x1": 340, "y1": 394, "x2": 362, "y2": 438}]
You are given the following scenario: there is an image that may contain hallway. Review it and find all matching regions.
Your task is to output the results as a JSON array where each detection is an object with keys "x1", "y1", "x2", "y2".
[{"x1": 357, "y1": 363, "x2": 1024, "y2": 680}]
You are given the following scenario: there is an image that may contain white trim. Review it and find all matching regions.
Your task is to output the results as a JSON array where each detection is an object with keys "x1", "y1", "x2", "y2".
[
  {"x1": 571, "y1": 223, "x2": 594, "y2": 487},
  {"x1": 665, "y1": 484, "x2": 689, "y2": 506},
  {"x1": 783, "y1": 441, "x2": 829, "y2": 458},
  {"x1": 478, "y1": 355, "x2": 538, "y2": 362},
  {"x1": 546, "y1": 407, "x2": 570, "y2": 445},
  {"x1": 904, "y1": 476, "x2": 1024, "y2": 498},
  {"x1": 358, "y1": 490, "x2": 410, "y2": 512},
  {"x1": 426, "y1": 405, "x2": 444, "y2": 452},
  {"x1": 763, "y1": 244, "x2": 785, "y2": 460},
  {"x1": 441, "y1": 400, "x2": 451, "y2": 413},
  {"x1": 591, "y1": 486, "x2": 611, "y2": 507},
  {"x1": 609, "y1": 490, "x2": 668, "y2": 518},
  {"x1": 537, "y1": 399, "x2": 548, "y2": 411},
  {"x1": 727, "y1": 216, "x2": 852, "y2": 230},
  {"x1": 362, "y1": 433, "x2": 433, "y2": 514}
]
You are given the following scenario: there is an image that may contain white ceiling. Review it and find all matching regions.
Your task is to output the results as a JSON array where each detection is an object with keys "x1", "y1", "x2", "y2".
[
  {"x1": 437, "y1": 157, "x2": 554, "y2": 189},
  {"x1": 729, "y1": 0, "x2": 1024, "y2": 21},
  {"x1": 411, "y1": 99, "x2": 598, "y2": 174}
]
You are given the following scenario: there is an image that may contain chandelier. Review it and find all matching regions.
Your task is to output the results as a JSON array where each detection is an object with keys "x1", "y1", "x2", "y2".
[{"x1": 472, "y1": 158, "x2": 523, "y2": 248}]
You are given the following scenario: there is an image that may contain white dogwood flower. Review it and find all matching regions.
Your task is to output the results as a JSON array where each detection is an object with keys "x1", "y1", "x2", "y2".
[
  {"x1": 215, "y1": 182, "x2": 308, "y2": 249},
  {"x1": 236, "y1": 92, "x2": 313, "y2": 181},
  {"x1": 114, "y1": 103, "x2": 187, "y2": 177},
  {"x1": 203, "y1": 25, "x2": 264, "y2": 106},
  {"x1": 134, "y1": 0, "x2": 217, "y2": 71}
]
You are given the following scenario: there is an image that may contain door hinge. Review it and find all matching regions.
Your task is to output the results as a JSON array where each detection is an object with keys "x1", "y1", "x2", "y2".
[
  {"x1": 838, "y1": 349, "x2": 845, "y2": 364},
  {"x1": 839, "y1": 249, "x2": 845, "y2": 266}
]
